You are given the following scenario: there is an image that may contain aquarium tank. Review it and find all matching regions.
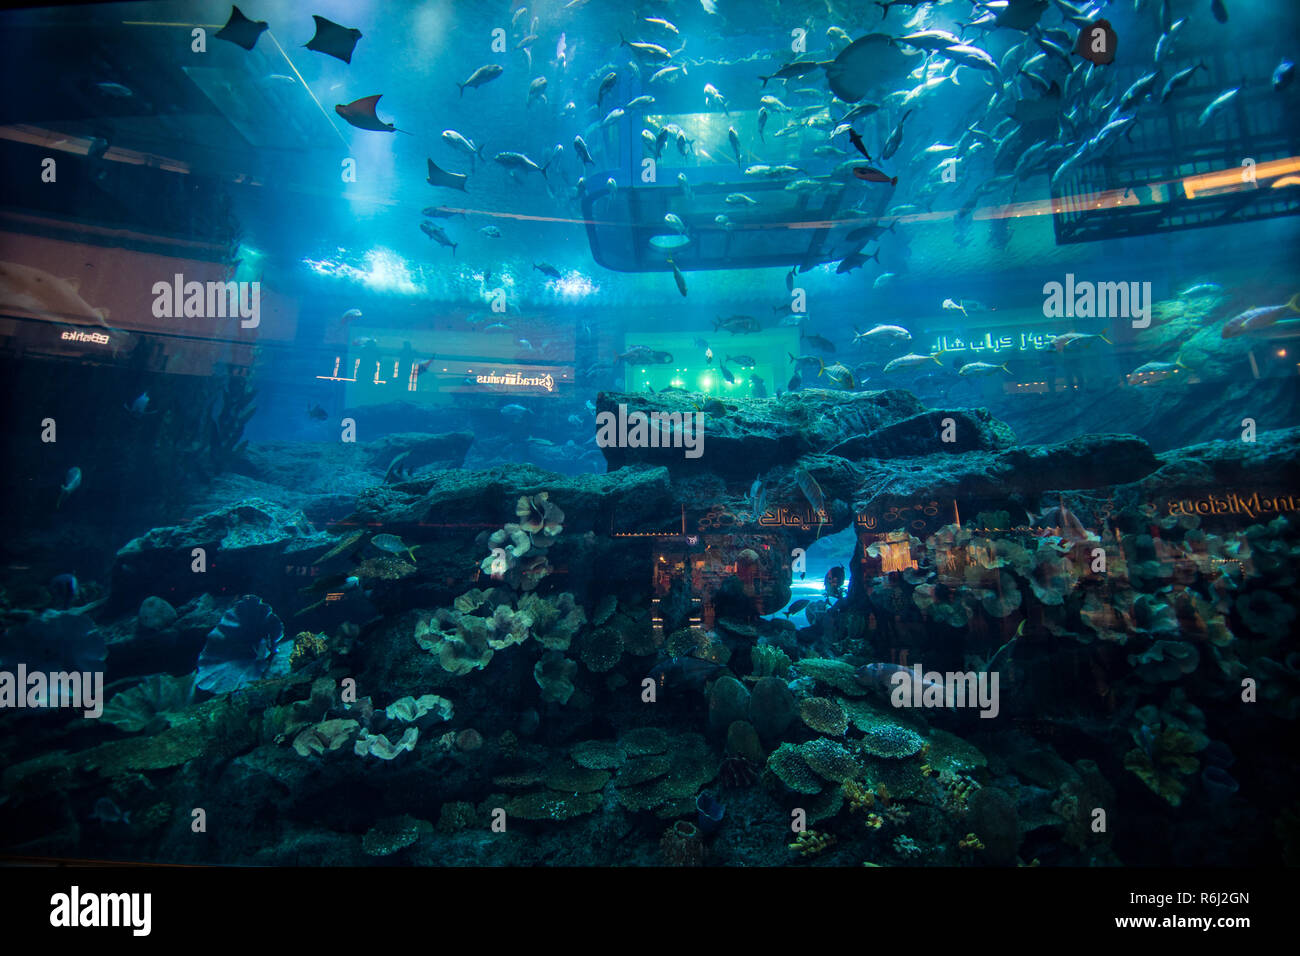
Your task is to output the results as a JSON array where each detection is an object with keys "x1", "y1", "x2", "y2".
[{"x1": 0, "y1": 0, "x2": 1297, "y2": 874}]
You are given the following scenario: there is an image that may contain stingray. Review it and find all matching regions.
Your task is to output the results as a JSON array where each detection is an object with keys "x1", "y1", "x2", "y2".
[
  {"x1": 824, "y1": 34, "x2": 918, "y2": 103},
  {"x1": 305, "y1": 15, "x2": 363, "y2": 64},
  {"x1": 335, "y1": 95, "x2": 410, "y2": 133},
  {"x1": 215, "y1": 5, "x2": 268, "y2": 51},
  {"x1": 995, "y1": 0, "x2": 1048, "y2": 31},
  {"x1": 1010, "y1": 81, "x2": 1062, "y2": 130},
  {"x1": 426, "y1": 158, "x2": 468, "y2": 191}
]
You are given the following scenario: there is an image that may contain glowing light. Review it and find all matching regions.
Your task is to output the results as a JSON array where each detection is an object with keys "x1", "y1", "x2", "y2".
[
  {"x1": 302, "y1": 247, "x2": 423, "y2": 294},
  {"x1": 1279, "y1": 349, "x2": 1288, "y2": 357},
  {"x1": 547, "y1": 271, "x2": 599, "y2": 301},
  {"x1": 1182, "y1": 157, "x2": 1300, "y2": 198}
]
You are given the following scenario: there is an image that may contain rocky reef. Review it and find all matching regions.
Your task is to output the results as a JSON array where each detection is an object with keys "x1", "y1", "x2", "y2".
[{"x1": 1, "y1": 386, "x2": 1296, "y2": 867}]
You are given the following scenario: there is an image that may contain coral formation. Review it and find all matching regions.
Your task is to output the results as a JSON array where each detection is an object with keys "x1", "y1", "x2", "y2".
[
  {"x1": 196, "y1": 596, "x2": 291, "y2": 693},
  {"x1": 788, "y1": 830, "x2": 836, "y2": 857},
  {"x1": 102, "y1": 674, "x2": 195, "y2": 734}
]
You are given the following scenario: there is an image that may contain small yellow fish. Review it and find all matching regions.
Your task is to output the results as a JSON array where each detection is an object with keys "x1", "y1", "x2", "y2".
[{"x1": 371, "y1": 533, "x2": 417, "y2": 563}]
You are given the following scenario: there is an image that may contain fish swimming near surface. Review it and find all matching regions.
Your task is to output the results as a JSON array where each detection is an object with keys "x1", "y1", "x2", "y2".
[
  {"x1": 759, "y1": 59, "x2": 824, "y2": 87},
  {"x1": 620, "y1": 34, "x2": 673, "y2": 63},
  {"x1": 1221, "y1": 295, "x2": 1300, "y2": 337},
  {"x1": 669, "y1": 259, "x2": 687, "y2": 297},
  {"x1": 617, "y1": 345, "x2": 674, "y2": 364},
  {"x1": 836, "y1": 248, "x2": 880, "y2": 273},
  {"x1": 215, "y1": 5, "x2": 268, "y2": 50},
  {"x1": 853, "y1": 166, "x2": 898, "y2": 185},
  {"x1": 1159, "y1": 62, "x2": 1205, "y2": 104},
  {"x1": 57, "y1": 466, "x2": 81, "y2": 509},
  {"x1": 788, "y1": 353, "x2": 822, "y2": 373},
  {"x1": 714, "y1": 314, "x2": 761, "y2": 334},
  {"x1": 305, "y1": 15, "x2": 363, "y2": 63},
  {"x1": 441, "y1": 129, "x2": 485, "y2": 167},
  {"x1": 1197, "y1": 87, "x2": 1239, "y2": 128},
  {"x1": 458, "y1": 64, "x2": 504, "y2": 95},
  {"x1": 336, "y1": 95, "x2": 409, "y2": 133},
  {"x1": 854, "y1": 324, "x2": 910, "y2": 346},
  {"x1": 534, "y1": 262, "x2": 562, "y2": 279},
  {"x1": 420, "y1": 221, "x2": 458, "y2": 255},
  {"x1": 883, "y1": 352, "x2": 946, "y2": 372},
  {"x1": 527, "y1": 76, "x2": 548, "y2": 107},
  {"x1": 881, "y1": 108, "x2": 912, "y2": 160},
  {"x1": 1051, "y1": 330, "x2": 1111, "y2": 351},
  {"x1": 494, "y1": 151, "x2": 550, "y2": 179},
  {"x1": 727, "y1": 126, "x2": 742, "y2": 165},
  {"x1": 957, "y1": 361, "x2": 1011, "y2": 377},
  {"x1": 597, "y1": 71, "x2": 618, "y2": 106},
  {"x1": 705, "y1": 84, "x2": 730, "y2": 114}
]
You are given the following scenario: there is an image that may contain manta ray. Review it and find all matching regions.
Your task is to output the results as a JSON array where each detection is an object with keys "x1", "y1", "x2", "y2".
[
  {"x1": 425, "y1": 159, "x2": 468, "y2": 191},
  {"x1": 214, "y1": 5, "x2": 268, "y2": 51},
  {"x1": 335, "y1": 95, "x2": 410, "y2": 133},
  {"x1": 305, "y1": 15, "x2": 363, "y2": 64}
]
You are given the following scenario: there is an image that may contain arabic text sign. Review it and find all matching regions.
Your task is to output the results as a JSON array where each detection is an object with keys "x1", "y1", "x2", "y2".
[{"x1": 928, "y1": 330, "x2": 1063, "y2": 354}]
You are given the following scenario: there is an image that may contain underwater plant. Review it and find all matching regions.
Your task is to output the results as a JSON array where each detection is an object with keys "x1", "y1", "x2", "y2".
[
  {"x1": 1123, "y1": 698, "x2": 1210, "y2": 807},
  {"x1": 102, "y1": 673, "x2": 196, "y2": 733},
  {"x1": 196, "y1": 595, "x2": 291, "y2": 693}
]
